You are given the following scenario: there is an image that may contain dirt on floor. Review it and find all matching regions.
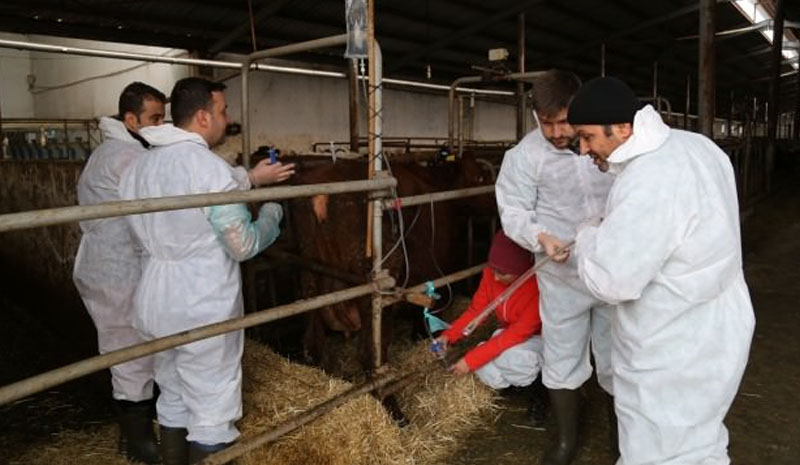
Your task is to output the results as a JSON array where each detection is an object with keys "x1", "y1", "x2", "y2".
[{"x1": 2, "y1": 181, "x2": 800, "y2": 465}]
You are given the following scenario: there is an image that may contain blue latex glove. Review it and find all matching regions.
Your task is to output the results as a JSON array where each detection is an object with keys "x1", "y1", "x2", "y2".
[{"x1": 207, "y1": 202, "x2": 283, "y2": 261}]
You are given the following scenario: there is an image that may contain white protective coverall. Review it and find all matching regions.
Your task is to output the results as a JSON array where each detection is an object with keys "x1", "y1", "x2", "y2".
[
  {"x1": 474, "y1": 329, "x2": 544, "y2": 390},
  {"x1": 574, "y1": 105, "x2": 755, "y2": 465},
  {"x1": 119, "y1": 124, "x2": 282, "y2": 445},
  {"x1": 73, "y1": 116, "x2": 153, "y2": 402},
  {"x1": 496, "y1": 128, "x2": 616, "y2": 393}
]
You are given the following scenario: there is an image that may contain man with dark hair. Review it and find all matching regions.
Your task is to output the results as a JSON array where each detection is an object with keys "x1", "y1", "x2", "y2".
[
  {"x1": 120, "y1": 76, "x2": 292, "y2": 464},
  {"x1": 569, "y1": 76, "x2": 754, "y2": 465},
  {"x1": 118, "y1": 81, "x2": 168, "y2": 132},
  {"x1": 495, "y1": 69, "x2": 616, "y2": 465},
  {"x1": 73, "y1": 81, "x2": 167, "y2": 464}
]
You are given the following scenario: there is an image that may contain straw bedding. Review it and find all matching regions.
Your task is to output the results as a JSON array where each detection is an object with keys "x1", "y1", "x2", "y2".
[{"x1": 10, "y1": 334, "x2": 497, "y2": 465}]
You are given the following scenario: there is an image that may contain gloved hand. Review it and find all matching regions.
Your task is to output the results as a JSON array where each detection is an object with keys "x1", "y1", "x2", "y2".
[
  {"x1": 207, "y1": 202, "x2": 283, "y2": 262},
  {"x1": 258, "y1": 202, "x2": 283, "y2": 223},
  {"x1": 430, "y1": 334, "x2": 450, "y2": 357}
]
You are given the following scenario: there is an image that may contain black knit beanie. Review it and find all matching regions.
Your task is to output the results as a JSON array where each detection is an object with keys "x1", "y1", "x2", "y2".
[{"x1": 567, "y1": 76, "x2": 643, "y2": 125}]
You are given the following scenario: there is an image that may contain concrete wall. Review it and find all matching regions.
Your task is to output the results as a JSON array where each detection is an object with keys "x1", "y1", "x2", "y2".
[
  {"x1": 219, "y1": 67, "x2": 519, "y2": 155},
  {"x1": 24, "y1": 35, "x2": 191, "y2": 119},
  {"x1": 1, "y1": 35, "x2": 520, "y2": 154},
  {"x1": 0, "y1": 33, "x2": 35, "y2": 118}
]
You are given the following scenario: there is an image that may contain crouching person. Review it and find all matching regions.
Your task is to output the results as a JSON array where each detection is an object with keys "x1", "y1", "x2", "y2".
[
  {"x1": 120, "y1": 77, "x2": 288, "y2": 465},
  {"x1": 433, "y1": 230, "x2": 548, "y2": 424}
]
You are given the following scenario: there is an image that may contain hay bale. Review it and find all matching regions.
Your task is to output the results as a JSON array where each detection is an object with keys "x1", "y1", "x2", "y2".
[
  {"x1": 393, "y1": 341, "x2": 499, "y2": 465},
  {"x1": 238, "y1": 340, "x2": 405, "y2": 465}
]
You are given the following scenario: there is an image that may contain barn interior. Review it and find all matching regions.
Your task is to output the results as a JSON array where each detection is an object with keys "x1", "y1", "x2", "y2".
[{"x1": 0, "y1": 0, "x2": 799, "y2": 464}]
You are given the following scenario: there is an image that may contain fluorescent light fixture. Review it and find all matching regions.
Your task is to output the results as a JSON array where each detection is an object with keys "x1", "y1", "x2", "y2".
[{"x1": 733, "y1": 0, "x2": 799, "y2": 69}]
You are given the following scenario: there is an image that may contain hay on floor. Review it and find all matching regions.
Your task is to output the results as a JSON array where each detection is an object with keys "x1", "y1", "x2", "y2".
[
  {"x1": 10, "y1": 336, "x2": 497, "y2": 465},
  {"x1": 394, "y1": 341, "x2": 500, "y2": 465},
  {"x1": 238, "y1": 340, "x2": 405, "y2": 465},
  {"x1": 7, "y1": 424, "x2": 130, "y2": 465}
]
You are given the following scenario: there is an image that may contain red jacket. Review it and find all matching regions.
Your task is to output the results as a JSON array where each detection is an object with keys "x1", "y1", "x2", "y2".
[{"x1": 442, "y1": 267, "x2": 541, "y2": 371}]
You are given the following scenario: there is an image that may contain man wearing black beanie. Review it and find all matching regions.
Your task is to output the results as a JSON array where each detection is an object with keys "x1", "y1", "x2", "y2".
[{"x1": 568, "y1": 77, "x2": 755, "y2": 465}]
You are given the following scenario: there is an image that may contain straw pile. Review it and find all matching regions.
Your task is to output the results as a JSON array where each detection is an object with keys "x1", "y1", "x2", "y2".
[
  {"x1": 393, "y1": 341, "x2": 499, "y2": 465},
  {"x1": 237, "y1": 340, "x2": 405, "y2": 465},
  {"x1": 10, "y1": 332, "x2": 497, "y2": 465}
]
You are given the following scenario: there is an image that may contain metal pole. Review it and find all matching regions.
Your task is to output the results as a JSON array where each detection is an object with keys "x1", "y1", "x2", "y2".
[
  {"x1": 767, "y1": 0, "x2": 785, "y2": 192},
  {"x1": 458, "y1": 95, "x2": 465, "y2": 158},
  {"x1": 0, "y1": 177, "x2": 397, "y2": 233},
  {"x1": 241, "y1": 34, "x2": 349, "y2": 168},
  {"x1": 685, "y1": 75, "x2": 691, "y2": 130},
  {"x1": 768, "y1": 0, "x2": 785, "y2": 145},
  {"x1": 653, "y1": 61, "x2": 658, "y2": 100},
  {"x1": 698, "y1": 0, "x2": 716, "y2": 137},
  {"x1": 348, "y1": 58, "x2": 360, "y2": 153},
  {"x1": 449, "y1": 76, "x2": 483, "y2": 153},
  {"x1": 449, "y1": 71, "x2": 543, "y2": 151},
  {"x1": 0, "y1": 277, "x2": 394, "y2": 406},
  {"x1": 601, "y1": 43, "x2": 606, "y2": 77},
  {"x1": 366, "y1": 0, "x2": 386, "y2": 371},
  {"x1": 517, "y1": 13, "x2": 527, "y2": 140},
  {"x1": 382, "y1": 185, "x2": 495, "y2": 209},
  {"x1": 795, "y1": 72, "x2": 800, "y2": 140},
  {"x1": 0, "y1": 60, "x2": 4, "y2": 155},
  {"x1": 728, "y1": 90, "x2": 734, "y2": 137}
]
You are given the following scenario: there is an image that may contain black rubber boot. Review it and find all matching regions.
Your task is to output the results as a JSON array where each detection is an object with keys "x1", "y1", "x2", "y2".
[
  {"x1": 159, "y1": 426, "x2": 189, "y2": 465},
  {"x1": 607, "y1": 394, "x2": 620, "y2": 461},
  {"x1": 526, "y1": 375, "x2": 551, "y2": 427},
  {"x1": 541, "y1": 389, "x2": 581, "y2": 465},
  {"x1": 116, "y1": 399, "x2": 161, "y2": 464},
  {"x1": 188, "y1": 441, "x2": 232, "y2": 464}
]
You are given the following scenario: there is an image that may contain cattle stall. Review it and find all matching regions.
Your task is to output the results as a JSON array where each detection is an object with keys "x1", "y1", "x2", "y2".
[{"x1": 0, "y1": 29, "x2": 517, "y2": 463}]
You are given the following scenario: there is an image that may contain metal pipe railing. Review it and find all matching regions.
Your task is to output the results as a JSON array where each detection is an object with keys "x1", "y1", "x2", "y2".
[
  {"x1": 0, "y1": 276, "x2": 394, "y2": 406},
  {"x1": 381, "y1": 263, "x2": 486, "y2": 308},
  {"x1": 368, "y1": 36, "x2": 386, "y2": 370},
  {"x1": 241, "y1": 34, "x2": 349, "y2": 168},
  {"x1": 0, "y1": 177, "x2": 396, "y2": 233},
  {"x1": 0, "y1": 38, "x2": 515, "y2": 102},
  {"x1": 448, "y1": 71, "x2": 545, "y2": 152},
  {"x1": 382, "y1": 185, "x2": 495, "y2": 210}
]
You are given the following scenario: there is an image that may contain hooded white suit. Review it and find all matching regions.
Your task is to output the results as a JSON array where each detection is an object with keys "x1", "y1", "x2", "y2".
[
  {"x1": 119, "y1": 124, "x2": 282, "y2": 445},
  {"x1": 574, "y1": 105, "x2": 755, "y2": 465},
  {"x1": 73, "y1": 116, "x2": 154, "y2": 402},
  {"x1": 496, "y1": 128, "x2": 616, "y2": 393}
]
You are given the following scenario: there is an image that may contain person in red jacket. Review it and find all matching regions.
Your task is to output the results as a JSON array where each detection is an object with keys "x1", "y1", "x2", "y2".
[{"x1": 434, "y1": 230, "x2": 548, "y2": 424}]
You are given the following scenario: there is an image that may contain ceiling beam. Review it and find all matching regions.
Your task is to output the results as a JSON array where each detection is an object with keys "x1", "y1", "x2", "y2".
[{"x1": 207, "y1": 0, "x2": 292, "y2": 56}]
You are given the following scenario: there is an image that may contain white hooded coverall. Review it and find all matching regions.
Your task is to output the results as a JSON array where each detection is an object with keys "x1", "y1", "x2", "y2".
[
  {"x1": 496, "y1": 128, "x2": 616, "y2": 393},
  {"x1": 574, "y1": 105, "x2": 755, "y2": 465},
  {"x1": 73, "y1": 116, "x2": 153, "y2": 402},
  {"x1": 119, "y1": 124, "x2": 282, "y2": 445}
]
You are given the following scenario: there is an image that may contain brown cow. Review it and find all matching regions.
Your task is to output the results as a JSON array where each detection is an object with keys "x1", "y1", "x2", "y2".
[{"x1": 288, "y1": 155, "x2": 493, "y2": 372}]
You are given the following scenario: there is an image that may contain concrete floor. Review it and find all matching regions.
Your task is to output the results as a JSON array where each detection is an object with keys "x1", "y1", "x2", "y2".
[{"x1": 2, "y1": 179, "x2": 800, "y2": 465}]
